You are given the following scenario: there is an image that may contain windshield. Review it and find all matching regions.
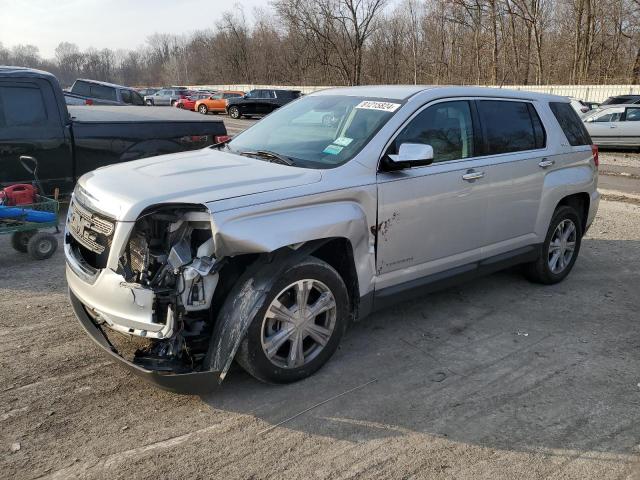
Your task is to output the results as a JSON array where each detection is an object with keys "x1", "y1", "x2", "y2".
[{"x1": 226, "y1": 95, "x2": 403, "y2": 168}]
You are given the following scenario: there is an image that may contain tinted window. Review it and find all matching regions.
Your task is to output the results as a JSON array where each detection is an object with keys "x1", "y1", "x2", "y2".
[
  {"x1": 625, "y1": 108, "x2": 640, "y2": 121},
  {"x1": 71, "y1": 80, "x2": 90, "y2": 96},
  {"x1": 121, "y1": 89, "x2": 132, "y2": 104},
  {"x1": 90, "y1": 84, "x2": 117, "y2": 101},
  {"x1": 0, "y1": 85, "x2": 47, "y2": 127},
  {"x1": 602, "y1": 96, "x2": 639, "y2": 105},
  {"x1": 393, "y1": 100, "x2": 474, "y2": 163},
  {"x1": 549, "y1": 102, "x2": 591, "y2": 146},
  {"x1": 130, "y1": 91, "x2": 144, "y2": 105},
  {"x1": 477, "y1": 100, "x2": 543, "y2": 154}
]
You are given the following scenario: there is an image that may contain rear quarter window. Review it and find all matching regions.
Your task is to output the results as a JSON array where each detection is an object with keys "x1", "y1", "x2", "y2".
[{"x1": 549, "y1": 102, "x2": 591, "y2": 146}]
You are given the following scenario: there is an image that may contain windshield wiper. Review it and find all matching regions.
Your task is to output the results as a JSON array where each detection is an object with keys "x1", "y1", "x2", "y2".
[{"x1": 240, "y1": 150, "x2": 295, "y2": 166}]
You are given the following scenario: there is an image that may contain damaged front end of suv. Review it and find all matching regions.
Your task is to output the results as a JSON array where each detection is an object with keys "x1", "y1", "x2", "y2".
[{"x1": 66, "y1": 200, "x2": 254, "y2": 392}]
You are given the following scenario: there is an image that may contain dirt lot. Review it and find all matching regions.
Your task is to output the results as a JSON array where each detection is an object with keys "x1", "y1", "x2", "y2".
[{"x1": 2, "y1": 121, "x2": 640, "y2": 479}]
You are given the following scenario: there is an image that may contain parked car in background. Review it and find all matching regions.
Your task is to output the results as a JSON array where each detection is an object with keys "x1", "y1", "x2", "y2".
[
  {"x1": 195, "y1": 90, "x2": 245, "y2": 114},
  {"x1": 65, "y1": 85, "x2": 598, "y2": 392},
  {"x1": 68, "y1": 79, "x2": 145, "y2": 106},
  {"x1": 582, "y1": 101, "x2": 600, "y2": 111},
  {"x1": 601, "y1": 95, "x2": 640, "y2": 106},
  {"x1": 144, "y1": 88, "x2": 191, "y2": 106},
  {"x1": 137, "y1": 88, "x2": 159, "y2": 97},
  {"x1": 226, "y1": 89, "x2": 301, "y2": 118},
  {"x1": 175, "y1": 92, "x2": 213, "y2": 111},
  {"x1": 583, "y1": 104, "x2": 640, "y2": 148},
  {"x1": 0, "y1": 67, "x2": 228, "y2": 195},
  {"x1": 569, "y1": 97, "x2": 590, "y2": 116}
]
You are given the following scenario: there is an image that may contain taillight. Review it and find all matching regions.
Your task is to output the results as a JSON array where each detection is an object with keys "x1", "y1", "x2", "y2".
[
  {"x1": 85, "y1": 99, "x2": 93, "y2": 105},
  {"x1": 214, "y1": 135, "x2": 231, "y2": 144},
  {"x1": 591, "y1": 145, "x2": 599, "y2": 168}
]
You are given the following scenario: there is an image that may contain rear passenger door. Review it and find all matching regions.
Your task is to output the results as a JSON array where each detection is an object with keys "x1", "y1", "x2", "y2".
[{"x1": 475, "y1": 99, "x2": 548, "y2": 257}]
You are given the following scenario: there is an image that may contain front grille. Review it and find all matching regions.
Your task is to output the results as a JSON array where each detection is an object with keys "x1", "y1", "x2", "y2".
[{"x1": 67, "y1": 199, "x2": 115, "y2": 269}]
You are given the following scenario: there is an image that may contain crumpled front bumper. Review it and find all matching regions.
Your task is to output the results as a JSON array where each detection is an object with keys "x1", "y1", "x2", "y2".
[{"x1": 69, "y1": 289, "x2": 222, "y2": 394}]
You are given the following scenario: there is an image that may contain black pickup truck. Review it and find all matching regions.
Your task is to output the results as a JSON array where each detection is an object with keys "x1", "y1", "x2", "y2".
[{"x1": 0, "y1": 67, "x2": 228, "y2": 194}]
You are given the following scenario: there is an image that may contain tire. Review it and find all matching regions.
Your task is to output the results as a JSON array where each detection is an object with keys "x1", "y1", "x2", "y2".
[
  {"x1": 524, "y1": 205, "x2": 582, "y2": 284},
  {"x1": 27, "y1": 232, "x2": 58, "y2": 260},
  {"x1": 228, "y1": 106, "x2": 241, "y2": 119},
  {"x1": 11, "y1": 230, "x2": 36, "y2": 253},
  {"x1": 198, "y1": 104, "x2": 208, "y2": 114},
  {"x1": 170, "y1": 100, "x2": 177, "y2": 107},
  {"x1": 145, "y1": 99, "x2": 153, "y2": 106},
  {"x1": 235, "y1": 256, "x2": 349, "y2": 384}
]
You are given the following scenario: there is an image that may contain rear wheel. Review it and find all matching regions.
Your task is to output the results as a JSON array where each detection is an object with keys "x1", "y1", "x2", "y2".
[
  {"x1": 198, "y1": 104, "x2": 208, "y2": 114},
  {"x1": 228, "y1": 106, "x2": 241, "y2": 119},
  {"x1": 145, "y1": 99, "x2": 153, "y2": 106},
  {"x1": 235, "y1": 256, "x2": 349, "y2": 384},
  {"x1": 11, "y1": 231, "x2": 36, "y2": 253},
  {"x1": 27, "y1": 232, "x2": 58, "y2": 260},
  {"x1": 170, "y1": 100, "x2": 177, "y2": 107},
  {"x1": 524, "y1": 205, "x2": 582, "y2": 284}
]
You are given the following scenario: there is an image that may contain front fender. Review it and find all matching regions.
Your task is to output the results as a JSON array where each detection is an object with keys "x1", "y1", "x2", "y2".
[{"x1": 209, "y1": 199, "x2": 376, "y2": 296}]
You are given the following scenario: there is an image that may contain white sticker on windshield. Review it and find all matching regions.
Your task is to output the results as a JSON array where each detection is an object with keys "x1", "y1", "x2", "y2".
[
  {"x1": 355, "y1": 101, "x2": 401, "y2": 112},
  {"x1": 334, "y1": 136, "x2": 353, "y2": 147}
]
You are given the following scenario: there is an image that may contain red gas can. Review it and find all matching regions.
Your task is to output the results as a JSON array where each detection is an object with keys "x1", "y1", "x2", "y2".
[{"x1": 0, "y1": 184, "x2": 37, "y2": 206}]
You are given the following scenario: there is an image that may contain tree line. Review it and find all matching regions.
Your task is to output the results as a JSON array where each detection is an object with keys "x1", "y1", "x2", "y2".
[{"x1": 1, "y1": 0, "x2": 639, "y2": 88}]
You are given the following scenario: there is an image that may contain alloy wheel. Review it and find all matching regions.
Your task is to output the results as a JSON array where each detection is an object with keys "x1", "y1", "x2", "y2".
[
  {"x1": 548, "y1": 219, "x2": 577, "y2": 274},
  {"x1": 260, "y1": 279, "x2": 337, "y2": 369}
]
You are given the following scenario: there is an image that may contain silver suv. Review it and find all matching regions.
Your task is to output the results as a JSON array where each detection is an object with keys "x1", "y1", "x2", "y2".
[
  {"x1": 144, "y1": 88, "x2": 190, "y2": 106},
  {"x1": 65, "y1": 86, "x2": 599, "y2": 392}
]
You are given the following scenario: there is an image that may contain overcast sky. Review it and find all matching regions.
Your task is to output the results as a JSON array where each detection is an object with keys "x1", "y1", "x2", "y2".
[{"x1": 0, "y1": 0, "x2": 271, "y2": 58}]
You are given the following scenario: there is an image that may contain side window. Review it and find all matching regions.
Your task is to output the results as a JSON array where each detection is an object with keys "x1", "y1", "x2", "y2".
[
  {"x1": 549, "y1": 102, "x2": 591, "y2": 146},
  {"x1": 90, "y1": 84, "x2": 117, "y2": 101},
  {"x1": 593, "y1": 110, "x2": 623, "y2": 122},
  {"x1": 72, "y1": 81, "x2": 90, "y2": 96},
  {"x1": 625, "y1": 108, "x2": 640, "y2": 121},
  {"x1": 0, "y1": 85, "x2": 47, "y2": 127},
  {"x1": 131, "y1": 91, "x2": 144, "y2": 105},
  {"x1": 393, "y1": 100, "x2": 475, "y2": 163},
  {"x1": 477, "y1": 100, "x2": 541, "y2": 154},
  {"x1": 121, "y1": 89, "x2": 132, "y2": 104}
]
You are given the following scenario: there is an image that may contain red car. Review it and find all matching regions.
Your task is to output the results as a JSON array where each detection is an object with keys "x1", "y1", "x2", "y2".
[{"x1": 175, "y1": 92, "x2": 214, "y2": 111}]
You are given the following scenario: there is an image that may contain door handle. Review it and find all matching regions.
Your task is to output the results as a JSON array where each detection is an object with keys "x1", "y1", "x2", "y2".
[
  {"x1": 462, "y1": 170, "x2": 485, "y2": 181},
  {"x1": 538, "y1": 159, "x2": 555, "y2": 168}
]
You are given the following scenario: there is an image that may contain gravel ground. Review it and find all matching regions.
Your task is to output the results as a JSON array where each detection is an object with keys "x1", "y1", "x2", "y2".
[{"x1": 1, "y1": 198, "x2": 640, "y2": 480}]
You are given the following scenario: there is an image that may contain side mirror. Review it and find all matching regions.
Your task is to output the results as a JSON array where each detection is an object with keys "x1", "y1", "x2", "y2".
[{"x1": 386, "y1": 143, "x2": 434, "y2": 170}]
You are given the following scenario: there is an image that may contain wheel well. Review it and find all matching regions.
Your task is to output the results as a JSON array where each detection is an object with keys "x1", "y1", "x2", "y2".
[
  {"x1": 309, "y1": 238, "x2": 359, "y2": 320},
  {"x1": 557, "y1": 193, "x2": 590, "y2": 234}
]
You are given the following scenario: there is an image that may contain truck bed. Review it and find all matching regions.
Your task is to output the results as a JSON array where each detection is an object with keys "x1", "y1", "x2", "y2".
[{"x1": 68, "y1": 105, "x2": 226, "y2": 124}]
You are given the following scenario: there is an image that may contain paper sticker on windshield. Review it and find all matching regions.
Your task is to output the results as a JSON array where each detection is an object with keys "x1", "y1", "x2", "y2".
[
  {"x1": 323, "y1": 144, "x2": 343, "y2": 155},
  {"x1": 355, "y1": 101, "x2": 401, "y2": 112},
  {"x1": 334, "y1": 136, "x2": 353, "y2": 147}
]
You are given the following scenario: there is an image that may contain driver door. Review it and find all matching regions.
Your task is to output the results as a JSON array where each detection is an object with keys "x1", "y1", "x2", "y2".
[{"x1": 375, "y1": 100, "x2": 490, "y2": 291}]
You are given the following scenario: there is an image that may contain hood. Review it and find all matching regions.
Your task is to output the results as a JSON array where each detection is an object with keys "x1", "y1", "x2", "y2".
[{"x1": 76, "y1": 148, "x2": 322, "y2": 221}]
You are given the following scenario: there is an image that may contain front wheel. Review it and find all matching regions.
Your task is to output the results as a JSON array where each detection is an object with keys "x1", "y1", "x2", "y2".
[
  {"x1": 228, "y1": 106, "x2": 241, "y2": 119},
  {"x1": 198, "y1": 104, "x2": 208, "y2": 114},
  {"x1": 235, "y1": 257, "x2": 349, "y2": 384},
  {"x1": 524, "y1": 205, "x2": 582, "y2": 284}
]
